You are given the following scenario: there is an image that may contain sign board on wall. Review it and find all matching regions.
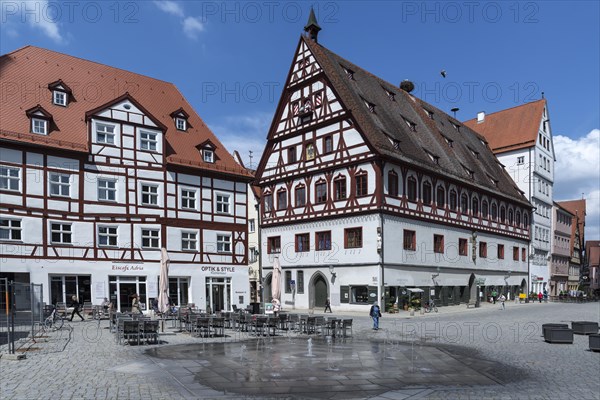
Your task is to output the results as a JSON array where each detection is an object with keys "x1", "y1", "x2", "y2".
[
  {"x1": 147, "y1": 281, "x2": 158, "y2": 298},
  {"x1": 94, "y1": 282, "x2": 106, "y2": 300}
]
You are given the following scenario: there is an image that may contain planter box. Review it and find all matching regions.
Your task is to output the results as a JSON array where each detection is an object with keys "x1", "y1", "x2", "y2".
[
  {"x1": 545, "y1": 328, "x2": 574, "y2": 344},
  {"x1": 571, "y1": 321, "x2": 599, "y2": 335},
  {"x1": 589, "y1": 334, "x2": 600, "y2": 352},
  {"x1": 542, "y1": 323, "x2": 569, "y2": 339}
]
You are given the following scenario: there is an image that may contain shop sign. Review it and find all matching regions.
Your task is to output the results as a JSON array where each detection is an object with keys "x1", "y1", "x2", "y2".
[
  {"x1": 201, "y1": 266, "x2": 236, "y2": 274},
  {"x1": 111, "y1": 264, "x2": 144, "y2": 272}
]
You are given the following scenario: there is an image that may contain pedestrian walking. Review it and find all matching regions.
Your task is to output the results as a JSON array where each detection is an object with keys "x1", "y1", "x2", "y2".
[
  {"x1": 69, "y1": 295, "x2": 84, "y2": 321},
  {"x1": 499, "y1": 294, "x2": 506, "y2": 310},
  {"x1": 492, "y1": 290, "x2": 498, "y2": 304},
  {"x1": 369, "y1": 302, "x2": 381, "y2": 330},
  {"x1": 324, "y1": 298, "x2": 332, "y2": 313},
  {"x1": 538, "y1": 292, "x2": 543, "y2": 303},
  {"x1": 131, "y1": 293, "x2": 143, "y2": 314}
]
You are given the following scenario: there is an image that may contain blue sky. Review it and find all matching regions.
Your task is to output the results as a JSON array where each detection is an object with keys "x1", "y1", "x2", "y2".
[{"x1": 1, "y1": 0, "x2": 599, "y2": 239}]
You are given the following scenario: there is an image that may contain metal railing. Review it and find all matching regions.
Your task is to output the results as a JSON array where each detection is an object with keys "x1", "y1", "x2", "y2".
[{"x1": 0, "y1": 279, "x2": 44, "y2": 354}]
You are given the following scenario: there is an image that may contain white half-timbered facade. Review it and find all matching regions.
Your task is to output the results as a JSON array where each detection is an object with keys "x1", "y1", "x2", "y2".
[
  {"x1": 0, "y1": 46, "x2": 253, "y2": 312},
  {"x1": 256, "y1": 17, "x2": 532, "y2": 312}
]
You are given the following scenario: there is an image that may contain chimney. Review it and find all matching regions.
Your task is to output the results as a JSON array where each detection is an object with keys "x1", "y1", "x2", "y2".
[{"x1": 477, "y1": 111, "x2": 485, "y2": 123}]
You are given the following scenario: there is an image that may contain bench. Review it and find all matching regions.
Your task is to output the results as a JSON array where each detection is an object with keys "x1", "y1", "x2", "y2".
[{"x1": 466, "y1": 300, "x2": 477, "y2": 308}]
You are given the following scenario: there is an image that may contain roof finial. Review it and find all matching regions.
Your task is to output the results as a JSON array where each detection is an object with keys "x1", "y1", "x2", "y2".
[
  {"x1": 304, "y1": 7, "x2": 321, "y2": 42},
  {"x1": 541, "y1": 91, "x2": 545, "y2": 99}
]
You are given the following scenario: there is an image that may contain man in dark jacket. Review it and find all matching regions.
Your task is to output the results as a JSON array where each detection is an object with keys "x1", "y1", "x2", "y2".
[
  {"x1": 369, "y1": 302, "x2": 381, "y2": 330},
  {"x1": 70, "y1": 295, "x2": 84, "y2": 321}
]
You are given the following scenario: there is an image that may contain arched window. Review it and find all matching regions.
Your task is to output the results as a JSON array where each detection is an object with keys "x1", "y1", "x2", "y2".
[
  {"x1": 491, "y1": 202, "x2": 498, "y2": 220},
  {"x1": 481, "y1": 200, "x2": 489, "y2": 219},
  {"x1": 500, "y1": 206, "x2": 506, "y2": 222},
  {"x1": 523, "y1": 212, "x2": 529, "y2": 229},
  {"x1": 516, "y1": 210, "x2": 521, "y2": 226},
  {"x1": 422, "y1": 181, "x2": 432, "y2": 205},
  {"x1": 472, "y1": 197, "x2": 479, "y2": 216},
  {"x1": 460, "y1": 193, "x2": 468, "y2": 214},
  {"x1": 407, "y1": 176, "x2": 417, "y2": 202},
  {"x1": 436, "y1": 185, "x2": 445, "y2": 208},
  {"x1": 388, "y1": 171, "x2": 398, "y2": 197},
  {"x1": 449, "y1": 189, "x2": 457, "y2": 211},
  {"x1": 508, "y1": 209, "x2": 514, "y2": 225}
]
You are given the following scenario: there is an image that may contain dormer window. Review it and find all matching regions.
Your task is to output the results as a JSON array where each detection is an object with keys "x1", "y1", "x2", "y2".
[
  {"x1": 462, "y1": 164, "x2": 474, "y2": 179},
  {"x1": 424, "y1": 109, "x2": 434, "y2": 119},
  {"x1": 203, "y1": 149, "x2": 214, "y2": 163},
  {"x1": 53, "y1": 91, "x2": 67, "y2": 106},
  {"x1": 170, "y1": 108, "x2": 190, "y2": 131},
  {"x1": 425, "y1": 150, "x2": 439, "y2": 164},
  {"x1": 385, "y1": 90, "x2": 395, "y2": 101},
  {"x1": 32, "y1": 118, "x2": 48, "y2": 135},
  {"x1": 468, "y1": 148, "x2": 479, "y2": 159},
  {"x1": 443, "y1": 136, "x2": 454, "y2": 147},
  {"x1": 176, "y1": 118, "x2": 186, "y2": 131},
  {"x1": 451, "y1": 122, "x2": 460, "y2": 132},
  {"x1": 403, "y1": 118, "x2": 416, "y2": 132},
  {"x1": 344, "y1": 67, "x2": 355, "y2": 80},
  {"x1": 364, "y1": 100, "x2": 375, "y2": 113}
]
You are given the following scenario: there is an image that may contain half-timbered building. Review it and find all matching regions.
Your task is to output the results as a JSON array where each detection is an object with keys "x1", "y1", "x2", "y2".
[
  {"x1": 256, "y1": 14, "x2": 532, "y2": 312},
  {"x1": 0, "y1": 46, "x2": 253, "y2": 312}
]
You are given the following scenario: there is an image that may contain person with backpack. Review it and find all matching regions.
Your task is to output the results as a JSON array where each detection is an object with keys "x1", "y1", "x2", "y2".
[{"x1": 369, "y1": 302, "x2": 382, "y2": 330}]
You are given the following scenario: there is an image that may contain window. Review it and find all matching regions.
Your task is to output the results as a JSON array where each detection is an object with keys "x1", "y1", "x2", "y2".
[
  {"x1": 350, "y1": 286, "x2": 370, "y2": 303},
  {"x1": 98, "y1": 226, "x2": 118, "y2": 247},
  {"x1": 96, "y1": 123, "x2": 115, "y2": 144},
  {"x1": 521, "y1": 248, "x2": 526, "y2": 261},
  {"x1": 249, "y1": 219, "x2": 255, "y2": 233},
  {"x1": 297, "y1": 271, "x2": 304, "y2": 294},
  {"x1": 98, "y1": 179, "x2": 116, "y2": 202},
  {"x1": 0, "y1": 166, "x2": 20, "y2": 191},
  {"x1": 285, "y1": 271, "x2": 292, "y2": 294},
  {"x1": 288, "y1": 146, "x2": 297, "y2": 163},
  {"x1": 316, "y1": 231, "x2": 331, "y2": 251},
  {"x1": 434, "y1": 234, "x2": 444, "y2": 254},
  {"x1": 315, "y1": 182, "x2": 327, "y2": 203},
  {"x1": 491, "y1": 203, "x2": 498, "y2": 220},
  {"x1": 49, "y1": 173, "x2": 70, "y2": 197},
  {"x1": 141, "y1": 229, "x2": 159, "y2": 249},
  {"x1": 181, "y1": 231, "x2": 197, "y2": 251},
  {"x1": 296, "y1": 233, "x2": 310, "y2": 252},
  {"x1": 264, "y1": 194, "x2": 273, "y2": 212},
  {"x1": 181, "y1": 188, "x2": 197, "y2": 209},
  {"x1": 203, "y1": 149, "x2": 214, "y2": 163},
  {"x1": 355, "y1": 173, "x2": 368, "y2": 197},
  {"x1": 216, "y1": 193, "x2": 230, "y2": 214},
  {"x1": 482, "y1": 200, "x2": 489, "y2": 219},
  {"x1": 334, "y1": 177, "x2": 346, "y2": 200},
  {"x1": 479, "y1": 242, "x2": 487, "y2": 258},
  {"x1": 422, "y1": 181, "x2": 432, "y2": 205},
  {"x1": 140, "y1": 130, "x2": 157, "y2": 151},
  {"x1": 267, "y1": 236, "x2": 281, "y2": 254},
  {"x1": 449, "y1": 189, "x2": 457, "y2": 211},
  {"x1": 460, "y1": 194, "x2": 468, "y2": 214},
  {"x1": 277, "y1": 189, "x2": 287, "y2": 210},
  {"x1": 407, "y1": 177, "x2": 417, "y2": 201},
  {"x1": 305, "y1": 143, "x2": 315, "y2": 160},
  {"x1": 523, "y1": 213, "x2": 529, "y2": 228},
  {"x1": 141, "y1": 184, "x2": 158, "y2": 206},
  {"x1": 513, "y1": 247, "x2": 519, "y2": 261},
  {"x1": 345, "y1": 228, "x2": 362, "y2": 249},
  {"x1": 500, "y1": 206, "x2": 506, "y2": 222},
  {"x1": 295, "y1": 185, "x2": 306, "y2": 207},
  {"x1": 459, "y1": 238, "x2": 468, "y2": 256},
  {"x1": 508, "y1": 209, "x2": 514, "y2": 225},
  {"x1": 403, "y1": 230, "x2": 416, "y2": 251},
  {"x1": 472, "y1": 197, "x2": 479, "y2": 216},
  {"x1": 0, "y1": 219, "x2": 21, "y2": 241},
  {"x1": 51, "y1": 222, "x2": 72, "y2": 243},
  {"x1": 517, "y1": 156, "x2": 524, "y2": 165},
  {"x1": 388, "y1": 171, "x2": 398, "y2": 197},
  {"x1": 323, "y1": 136, "x2": 333, "y2": 153},
  {"x1": 176, "y1": 118, "x2": 186, "y2": 131},
  {"x1": 436, "y1": 186, "x2": 445, "y2": 208},
  {"x1": 217, "y1": 234, "x2": 231, "y2": 253},
  {"x1": 497, "y1": 244, "x2": 504, "y2": 259},
  {"x1": 32, "y1": 118, "x2": 48, "y2": 135},
  {"x1": 53, "y1": 91, "x2": 67, "y2": 106}
]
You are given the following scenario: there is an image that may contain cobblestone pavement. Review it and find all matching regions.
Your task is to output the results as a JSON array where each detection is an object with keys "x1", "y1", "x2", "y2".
[{"x1": 1, "y1": 301, "x2": 598, "y2": 400}]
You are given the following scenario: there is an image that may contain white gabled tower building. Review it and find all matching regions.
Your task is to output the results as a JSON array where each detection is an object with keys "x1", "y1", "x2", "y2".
[{"x1": 255, "y1": 14, "x2": 532, "y2": 312}]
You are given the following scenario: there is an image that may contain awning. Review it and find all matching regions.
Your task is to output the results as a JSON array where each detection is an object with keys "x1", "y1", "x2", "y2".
[{"x1": 407, "y1": 288, "x2": 424, "y2": 293}]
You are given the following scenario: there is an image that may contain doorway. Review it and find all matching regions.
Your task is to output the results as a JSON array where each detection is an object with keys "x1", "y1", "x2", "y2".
[
  {"x1": 205, "y1": 277, "x2": 231, "y2": 313},
  {"x1": 309, "y1": 272, "x2": 328, "y2": 308},
  {"x1": 108, "y1": 276, "x2": 147, "y2": 312},
  {"x1": 50, "y1": 275, "x2": 91, "y2": 305}
]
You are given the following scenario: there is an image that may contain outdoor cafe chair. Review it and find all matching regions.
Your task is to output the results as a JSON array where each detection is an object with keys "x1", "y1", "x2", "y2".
[
  {"x1": 322, "y1": 318, "x2": 338, "y2": 337},
  {"x1": 142, "y1": 320, "x2": 160, "y2": 345},
  {"x1": 341, "y1": 319, "x2": 353, "y2": 337},
  {"x1": 123, "y1": 320, "x2": 141, "y2": 345},
  {"x1": 287, "y1": 314, "x2": 299, "y2": 331},
  {"x1": 212, "y1": 317, "x2": 225, "y2": 337}
]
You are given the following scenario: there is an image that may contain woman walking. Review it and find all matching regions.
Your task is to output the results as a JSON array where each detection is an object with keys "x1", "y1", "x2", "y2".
[
  {"x1": 69, "y1": 295, "x2": 84, "y2": 321},
  {"x1": 131, "y1": 294, "x2": 143, "y2": 314}
]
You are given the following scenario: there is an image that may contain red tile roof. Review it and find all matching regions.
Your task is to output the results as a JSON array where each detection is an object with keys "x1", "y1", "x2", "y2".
[
  {"x1": 0, "y1": 45, "x2": 252, "y2": 179},
  {"x1": 557, "y1": 199, "x2": 586, "y2": 254},
  {"x1": 464, "y1": 100, "x2": 546, "y2": 154}
]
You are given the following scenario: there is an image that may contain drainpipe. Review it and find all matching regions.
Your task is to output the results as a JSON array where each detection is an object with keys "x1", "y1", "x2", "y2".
[
  {"x1": 378, "y1": 160, "x2": 385, "y2": 310},
  {"x1": 528, "y1": 147, "x2": 532, "y2": 296},
  {"x1": 256, "y1": 202, "x2": 262, "y2": 305}
]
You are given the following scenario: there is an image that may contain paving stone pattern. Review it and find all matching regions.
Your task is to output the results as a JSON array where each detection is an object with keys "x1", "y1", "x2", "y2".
[{"x1": 1, "y1": 301, "x2": 599, "y2": 400}]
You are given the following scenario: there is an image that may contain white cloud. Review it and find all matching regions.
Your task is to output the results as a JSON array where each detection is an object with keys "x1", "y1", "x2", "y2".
[
  {"x1": 554, "y1": 129, "x2": 600, "y2": 240},
  {"x1": 153, "y1": 1, "x2": 184, "y2": 18},
  {"x1": 0, "y1": 0, "x2": 64, "y2": 43},
  {"x1": 153, "y1": 1, "x2": 205, "y2": 40},
  {"x1": 182, "y1": 16, "x2": 205, "y2": 40}
]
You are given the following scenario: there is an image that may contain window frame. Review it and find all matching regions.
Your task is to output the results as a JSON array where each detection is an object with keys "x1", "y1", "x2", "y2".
[
  {"x1": 334, "y1": 177, "x2": 347, "y2": 201},
  {"x1": 0, "y1": 218, "x2": 22, "y2": 241},
  {"x1": 433, "y1": 234, "x2": 444, "y2": 254},
  {"x1": 316, "y1": 231, "x2": 332, "y2": 251},
  {"x1": 407, "y1": 176, "x2": 417, "y2": 202},
  {"x1": 98, "y1": 178, "x2": 117, "y2": 202},
  {"x1": 315, "y1": 181, "x2": 327, "y2": 204},
  {"x1": 288, "y1": 146, "x2": 297, "y2": 163},
  {"x1": 497, "y1": 244, "x2": 504, "y2": 259},
  {"x1": 49, "y1": 172, "x2": 71, "y2": 197},
  {"x1": 53, "y1": 90, "x2": 67, "y2": 106},
  {"x1": 344, "y1": 227, "x2": 363, "y2": 249},
  {"x1": 513, "y1": 246, "x2": 519, "y2": 261},
  {"x1": 479, "y1": 242, "x2": 487, "y2": 258},
  {"x1": 180, "y1": 188, "x2": 197, "y2": 210},
  {"x1": 175, "y1": 117, "x2": 187, "y2": 131},
  {"x1": 203, "y1": 149, "x2": 215, "y2": 163},
  {"x1": 181, "y1": 231, "x2": 198, "y2": 251},
  {"x1": 403, "y1": 230, "x2": 416, "y2": 251},
  {"x1": 323, "y1": 135, "x2": 333, "y2": 154},
  {"x1": 98, "y1": 226, "x2": 118, "y2": 247},
  {"x1": 141, "y1": 183, "x2": 159, "y2": 206},
  {"x1": 95, "y1": 122, "x2": 116, "y2": 145},
  {"x1": 215, "y1": 193, "x2": 231, "y2": 214},
  {"x1": 355, "y1": 173, "x2": 368, "y2": 197},
  {"x1": 295, "y1": 185, "x2": 306, "y2": 207},
  {"x1": 388, "y1": 171, "x2": 398, "y2": 197},
  {"x1": 0, "y1": 166, "x2": 20, "y2": 192},
  {"x1": 32, "y1": 118, "x2": 48, "y2": 135},
  {"x1": 449, "y1": 189, "x2": 457, "y2": 211},
  {"x1": 459, "y1": 238, "x2": 468, "y2": 256},
  {"x1": 277, "y1": 189, "x2": 288, "y2": 210},
  {"x1": 141, "y1": 228, "x2": 160, "y2": 249},
  {"x1": 140, "y1": 130, "x2": 158, "y2": 151},
  {"x1": 422, "y1": 181, "x2": 432, "y2": 205},
  {"x1": 267, "y1": 236, "x2": 281, "y2": 254},
  {"x1": 436, "y1": 185, "x2": 445, "y2": 208},
  {"x1": 295, "y1": 233, "x2": 310, "y2": 253},
  {"x1": 50, "y1": 222, "x2": 72, "y2": 245},
  {"x1": 216, "y1": 234, "x2": 232, "y2": 253}
]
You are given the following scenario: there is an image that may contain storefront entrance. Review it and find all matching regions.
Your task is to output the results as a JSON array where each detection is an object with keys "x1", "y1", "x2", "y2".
[
  {"x1": 49, "y1": 275, "x2": 91, "y2": 305},
  {"x1": 109, "y1": 276, "x2": 147, "y2": 312},
  {"x1": 309, "y1": 273, "x2": 328, "y2": 308},
  {"x1": 206, "y1": 277, "x2": 231, "y2": 313}
]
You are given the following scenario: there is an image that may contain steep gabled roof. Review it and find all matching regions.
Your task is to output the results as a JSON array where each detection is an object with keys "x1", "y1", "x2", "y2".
[
  {"x1": 557, "y1": 199, "x2": 587, "y2": 253},
  {"x1": 0, "y1": 45, "x2": 251, "y2": 178},
  {"x1": 301, "y1": 37, "x2": 529, "y2": 206},
  {"x1": 464, "y1": 100, "x2": 546, "y2": 154}
]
